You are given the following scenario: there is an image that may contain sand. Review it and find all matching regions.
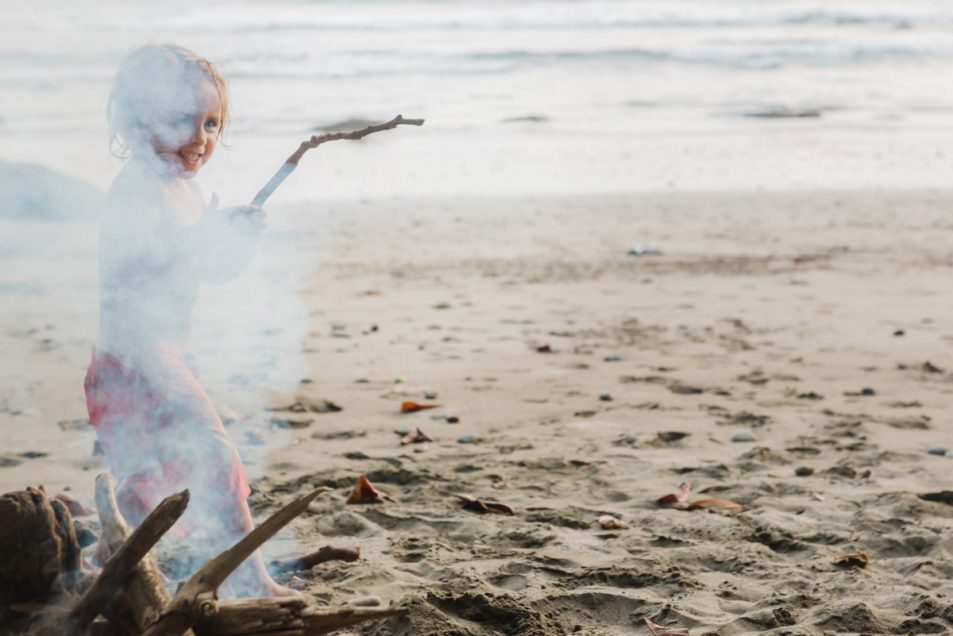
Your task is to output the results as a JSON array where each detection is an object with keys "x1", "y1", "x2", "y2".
[{"x1": 2, "y1": 189, "x2": 953, "y2": 634}]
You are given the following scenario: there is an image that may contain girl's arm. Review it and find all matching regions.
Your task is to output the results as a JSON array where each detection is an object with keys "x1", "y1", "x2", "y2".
[{"x1": 188, "y1": 192, "x2": 266, "y2": 285}]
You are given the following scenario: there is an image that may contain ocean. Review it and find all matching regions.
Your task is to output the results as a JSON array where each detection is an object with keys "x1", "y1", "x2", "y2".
[{"x1": 2, "y1": 0, "x2": 953, "y2": 196}]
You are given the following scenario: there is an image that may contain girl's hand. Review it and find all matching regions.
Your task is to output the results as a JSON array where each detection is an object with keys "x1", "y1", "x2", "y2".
[
  {"x1": 206, "y1": 193, "x2": 266, "y2": 235},
  {"x1": 192, "y1": 194, "x2": 265, "y2": 284}
]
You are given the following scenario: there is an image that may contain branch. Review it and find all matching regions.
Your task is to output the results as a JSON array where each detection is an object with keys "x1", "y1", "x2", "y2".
[
  {"x1": 143, "y1": 487, "x2": 329, "y2": 636},
  {"x1": 302, "y1": 605, "x2": 408, "y2": 635},
  {"x1": 270, "y1": 545, "x2": 360, "y2": 575},
  {"x1": 251, "y1": 114, "x2": 425, "y2": 206},
  {"x1": 64, "y1": 487, "x2": 190, "y2": 636},
  {"x1": 194, "y1": 599, "x2": 407, "y2": 636},
  {"x1": 93, "y1": 473, "x2": 178, "y2": 634}
]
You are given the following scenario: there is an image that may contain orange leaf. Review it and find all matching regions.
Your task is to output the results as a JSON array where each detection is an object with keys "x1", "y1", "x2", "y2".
[
  {"x1": 346, "y1": 474, "x2": 395, "y2": 504},
  {"x1": 456, "y1": 494, "x2": 514, "y2": 515},
  {"x1": 657, "y1": 481, "x2": 691, "y2": 505},
  {"x1": 645, "y1": 618, "x2": 690, "y2": 635},
  {"x1": 400, "y1": 401, "x2": 439, "y2": 413},
  {"x1": 400, "y1": 427, "x2": 432, "y2": 445},
  {"x1": 686, "y1": 497, "x2": 743, "y2": 514},
  {"x1": 833, "y1": 553, "x2": 869, "y2": 569}
]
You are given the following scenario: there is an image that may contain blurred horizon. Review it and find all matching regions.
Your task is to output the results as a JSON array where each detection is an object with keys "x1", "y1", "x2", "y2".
[{"x1": 2, "y1": 0, "x2": 953, "y2": 198}]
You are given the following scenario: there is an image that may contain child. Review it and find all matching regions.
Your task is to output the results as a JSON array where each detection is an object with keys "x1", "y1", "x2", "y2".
[{"x1": 84, "y1": 44, "x2": 292, "y2": 597}]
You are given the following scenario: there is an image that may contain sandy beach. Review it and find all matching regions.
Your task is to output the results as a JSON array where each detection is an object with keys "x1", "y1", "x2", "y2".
[{"x1": 2, "y1": 189, "x2": 953, "y2": 634}]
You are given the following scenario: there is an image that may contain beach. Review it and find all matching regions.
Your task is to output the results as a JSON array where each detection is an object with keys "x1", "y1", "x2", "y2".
[
  {"x1": 3, "y1": 189, "x2": 953, "y2": 634},
  {"x1": 4, "y1": 0, "x2": 953, "y2": 633}
]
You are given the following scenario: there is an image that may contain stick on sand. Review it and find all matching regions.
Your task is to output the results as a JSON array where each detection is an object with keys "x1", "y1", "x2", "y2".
[{"x1": 251, "y1": 114, "x2": 425, "y2": 206}]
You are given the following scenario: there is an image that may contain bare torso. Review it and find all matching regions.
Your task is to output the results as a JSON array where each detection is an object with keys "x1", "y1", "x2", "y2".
[{"x1": 98, "y1": 157, "x2": 204, "y2": 362}]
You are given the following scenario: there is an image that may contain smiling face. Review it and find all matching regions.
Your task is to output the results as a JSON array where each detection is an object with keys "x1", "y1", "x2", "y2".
[{"x1": 148, "y1": 78, "x2": 223, "y2": 179}]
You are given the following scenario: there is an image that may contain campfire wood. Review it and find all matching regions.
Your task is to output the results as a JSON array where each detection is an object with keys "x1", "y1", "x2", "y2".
[{"x1": 2, "y1": 477, "x2": 408, "y2": 635}]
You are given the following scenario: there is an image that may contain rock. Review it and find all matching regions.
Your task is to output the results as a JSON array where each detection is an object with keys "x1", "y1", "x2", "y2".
[
  {"x1": 0, "y1": 455, "x2": 22, "y2": 468},
  {"x1": 446, "y1": 416, "x2": 460, "y2": 424},
  {"x1": 270, "y1": 415, "x2": 314, "y2": 429},
  {"x1": 628, "y1": 244, "x2": 662, "y2": 256},
  {"x1": 599, "y1": 393, "x2": 613, "y2": 402},
  {"x1": 73, "y1": 520, "x2": 98, "y2": 548},
  {"x1": 927, "y1": 445, "x2": 947, "y2": 456},
  {"x1": 245, "y1": 431, "x2": 266, "y2": 446},
  {"x1": 350, "y1": 595, "x2": 382, "y2": 607},
  {"x1": 393, "y1": 427, "x2": 411, "y2": 436},
  {"x1": 731, "y1": 429, "x2": 756, "y2": 443},
  {"x1": 794, "y1": 466, "x2": 814, "y2": 477},
  {"x1": 603, "y1": 355, "x2": 624, "y2": 362},
  {"x1": 457, "y1": 434, "x2": 478, "y2": 444}
]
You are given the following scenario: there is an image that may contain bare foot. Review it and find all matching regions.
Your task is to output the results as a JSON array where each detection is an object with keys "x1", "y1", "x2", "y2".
[
  {"x1": 223, "y1": 554, "x2": 303, "y2": 599},
  {"x1": 263, "y1": 580, "x2": 302, "y2": 598}
]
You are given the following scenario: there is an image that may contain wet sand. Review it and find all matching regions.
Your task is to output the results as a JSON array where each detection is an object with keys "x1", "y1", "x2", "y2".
[{"x1": 3, "y1": 190, "x2": 953, "y2": 634}]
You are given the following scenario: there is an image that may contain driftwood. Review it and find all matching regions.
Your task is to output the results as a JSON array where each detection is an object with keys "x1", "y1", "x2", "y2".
[
  {"x1": 143, "y1": 487, "x2": 329, "y2": 635},
  {"x1": 0, "y1": 486, "x2": 82, "y2": 604},
  {"x1": 270, "y1": 546, "x2": 360, "y2": 576},
  {"x1": 92, "y1": 474, "x2": 183, "y2": 636},
  {"x1": 250, "y1": 114, "x2": 425, "y2": 206},
  {"x1": 193, "y1": 598, "x2": 406, "y2": 635},
  {"x1": 64, "y1": 487, "x2": 190, "y2": 636},
  {"x1": 4, "y1": 478, "x2": 408, "y2": 636}
]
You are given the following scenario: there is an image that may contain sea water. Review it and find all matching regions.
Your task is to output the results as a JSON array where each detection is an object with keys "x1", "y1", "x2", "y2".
[{"x1": 1, "y1": 0, "x2": 953, "y2": 196}]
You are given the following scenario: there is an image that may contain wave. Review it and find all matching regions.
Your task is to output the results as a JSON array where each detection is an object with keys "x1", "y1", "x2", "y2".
[{"x1": 221, "y1": 42, "x2": 953, "y2": 80}]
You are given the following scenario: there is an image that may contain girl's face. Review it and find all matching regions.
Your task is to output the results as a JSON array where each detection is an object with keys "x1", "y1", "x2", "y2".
[{"x1": 149, "y1": 79, "x2": 223, "y2": 179}]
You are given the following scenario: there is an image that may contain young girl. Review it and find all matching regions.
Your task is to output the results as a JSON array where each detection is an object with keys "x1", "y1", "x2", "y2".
[{"x1": 84, "y1": 44, "x2": 292, "y2": 597}]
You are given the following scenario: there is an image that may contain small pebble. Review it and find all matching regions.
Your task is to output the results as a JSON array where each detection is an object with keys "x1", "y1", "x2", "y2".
[
  {"x1": 393, "y1": 427, "x2": 411, "y2": 436},
  {"x1": 927, "y1": 445, "x2": 947, "y2": 456},
  {"x1": 795, "y1": 466, "x2": 814, "y2": 477},
  {"x1": 946, "y1": 450, "x2": 953, "y2": 459},
  {"x1": 731, "y1": 429, "x2": 756, "y2": 443},
  {"x1": 599, "y1": 393, "x2": 613, "y2": 402},
  {"x1": 604, "y1": 355, "x2": 624, "y2": 362},
  {"x1": 424, "y1": 391, "x2": 438, "y2": 399},
  {"x1": 72, "y1": 521, "x2": 98, "y2": 548},
  {"x1": 860, "y1": 387, "x2": 876, "y2": 396},
  {"x1": 457, "y1": 434, "x2": 478, "y2": 444},
  {"x1": 245, "y1": 431, "x2": 266, "y2": 446},
  {"x1": 893, "y1": 329, "x2": 905, "y2": 337},
  {"x1": 446, "y1": 416, "x2": 460, "y2": 424},
  {"x1": 350, "y1": 596, "x2": 381, "y2": 607}
]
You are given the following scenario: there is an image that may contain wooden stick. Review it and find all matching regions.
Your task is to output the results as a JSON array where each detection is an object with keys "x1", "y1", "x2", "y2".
[
  {"x1": 196, "y1": 597, "x2": 307, "y2": 634},
  {"x1": 64, "y1": 488, "x2": 190, "y2": 636},
  {"x1": 143, "y1": 487, "x2": 329, "y2": 636},
  {"x1": 302, "y1": 605, "x2": 407, "y2": 635},
  {"x1": 93, "y1": 473, "x2": 179, "y2": 634},
  {"x1": 194, "y1": 599, "x2": 407, "y2": 636},
  {"x1": 250, "y1": 114, "x2": 424, "y2": 206},
  {"x1": 270, "y1": 545, "x2": 360, "y2": 575}
]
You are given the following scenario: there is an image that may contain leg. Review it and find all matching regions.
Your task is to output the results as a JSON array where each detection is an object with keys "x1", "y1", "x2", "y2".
[{"x1": 146, "y1": 353, "x2": 296, "y2": 597}]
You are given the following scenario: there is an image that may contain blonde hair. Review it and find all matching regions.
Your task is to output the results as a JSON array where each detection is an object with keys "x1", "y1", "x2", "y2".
[{"x1": 107, "y1": 44, "x2": 229, "y2": 159}]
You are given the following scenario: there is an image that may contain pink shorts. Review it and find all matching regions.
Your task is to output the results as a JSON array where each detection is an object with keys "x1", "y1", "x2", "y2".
[{"x1": 84, "y1": 349, "x2": 250, "y2": 532}]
